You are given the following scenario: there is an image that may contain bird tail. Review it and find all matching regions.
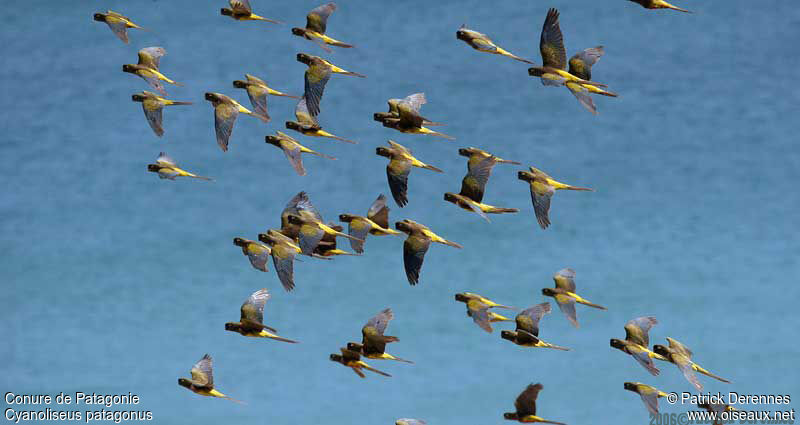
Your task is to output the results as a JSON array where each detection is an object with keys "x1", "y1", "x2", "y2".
[
  {"x1": 265, "y1": 332, "x2": 298, "y2": 343},
  {"x1": 576, "y1": 298, "x2": 607, "y2": 310},
  {"x1": 168, "y1": 101, "x2": 193, "y2": 106},
  {"x1": 384, "y1": 336, "x2": 400, "y2": 343},
  {"x1": 421, "y1": 127, "x2": 455, "y2": 140},
  {"x1": 188, "y1": 174, "x2": 213, "y2": 181},
  {"x1": 422, "y1": 164, "x2": 443, "y2": 173},
  {"x1": 657, "y1": 0, "x2": 691, "y2": 12},
  {"x1": 488, "y1": 207, "x2": 519, "y2": 214},
  {"x1": 275, "y1": 92, "x2": 301, "y2": 99},
  {"x1": 350, "y1": 367, "x2": 366, "y2": 378},
  {"x1": 251, "y1": 14, "x2": 283, "y2": 24},
  {"x1": 564, "y1": 185, "x2": 593, "y2": 191},
  {"x1": 694, "y1": 365, "x2": 731, "y2": 383},
  {"x1": 361, "y1": 363, "x2": 391, "y2": 377},
  {"x1": 584, "y1": 84, "x2": 618, "y2": 97},
  {"x1": 319, "y1": 131, "x2": 357, "y2": 144},
  {"x1": 339, "y1": 232, "x2": 365, "y2": 243},
  {"x1": 498, "y1": 49, "x2": 534, "y2": 65},
  {"x1": 539, "y1": 420, "x2": 567, "y2": 425},
  {"x1": 309, "y1": 150, "x2": 336, "y2": 160},
  {"x1": 441, "y1": 239, "x2": 463, "y2": 249},
  {"x1": 498, "y1": 158, "x2": 522, "y2": 165},
  {"x1": 385, "y1": 353, "x2": 413, "y2": 364},
  {"x1": 209, "y1": 389, "x2": 245, "y2": 405},
  {"x1": 542, "y1": 341, "x2": 571, "y2": 351}
]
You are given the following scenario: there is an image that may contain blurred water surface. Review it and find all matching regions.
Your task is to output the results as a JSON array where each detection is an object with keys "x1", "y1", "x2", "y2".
[{"x1": 2, "y1": 1, "x2": 799, "y2": 424}]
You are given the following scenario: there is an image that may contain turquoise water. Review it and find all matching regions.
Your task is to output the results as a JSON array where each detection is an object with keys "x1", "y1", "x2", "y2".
[{"x1": 3, "y1": 1, "x2": 799, "y2": 424}]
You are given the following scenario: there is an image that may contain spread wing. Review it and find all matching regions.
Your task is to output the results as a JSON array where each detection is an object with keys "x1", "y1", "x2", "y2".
[
  {"x1": 624, "y1": 316, "x2": 658, "y2": 347},
  {"x1": 241, "y1": 288, "x2": 269, "y2": 324},
  {"x1": 516, "y1": 302, "x2": 551, "y2": 336},
  {"x1": 297, "y1": 223, "x2": 326, "y2": 255},
  {"x1": 638, "y1": 386, "x2": 661, "y2": 415},
  {"x1": 138, "y1": 47, "x2": 166, "y2": 69},
  {"x1": 190, "y1": 354, "x2": 213, "y2": 387},
  {"x1": 387, "y1": 160, "x2": 411, "y2": 208},
  {"x1": 554, "y1": 294, "x2": 578, "y2": 327},
  {"x1": 553, "y1": 268, "x2": 576, "y2": 291},
  {"x1": 568, "y1": 46, "x2": 604, "y2": 81},
  {"x1": 304, "y1": 61, "x2": 331, "y2": 117},
  {"x1": 539, "y1": 9, "x2": 566, "y2": 69},
  {"x1": 365, "y1": 308, "x2": 393, "y2": 335},
  {"x1": 567, "y1": 82, "x2": 598, "y2": 115},
  {"x1": 530, "y1": 182, "x2": 554, "y2": 229},
  {"x1": 283, "y1": 145, "x2": 307, "y2": 176},
  {"x1": 271, "y1": 244, "x2": 297, "y2": 291},
  {"x1": 230, "y1": 0, "x2": 253, "y2": 14},
  {"x1": 295, "y1": 96, "x2": 320, "y2": 127},
  {"x1": 514, "y1": 383, "x2": 543, "y2": 417},
  {"x1": 214, "y1": 103, "x2": 239, "y2": 152},
  {"x1": 142, "y1": 103, "x2": 164, "y2": 137},
  {"x1": 306, "y1": 2, "x2": 336, "y2": 33},
  {"x1": 666, "y1": 337, "x2": 694, "y2": 358},
  {"x1": 366, "y1": 194, "x2": 390, "y2": 229},
  {"x1": 246, "y1": 243, "x2": 270, "y2": 272},
  {"x1": 467, "y1": 300, "x2": 492, "y2": 333},
  {"x1": 403, "y1": 234, "x2": 430, "y2": 285},
  {"x1": 347, "y1": 219, "x2": 370, "y2": 254},
  {"x1": 105, "y1": 20, "x2": 130, "y2": 44},
  {"x1": 156, "y1": 152, "x2": 177, "y2": 167},
  {"x1": 459, "y1": 155, "x2": 496, "y2": 203},
  {"x1": 675, "y1": 355, "x2": 702, "y2": 391},
  {"x1": 246, "y1": 87, "x2": 270, "y2": 121}
]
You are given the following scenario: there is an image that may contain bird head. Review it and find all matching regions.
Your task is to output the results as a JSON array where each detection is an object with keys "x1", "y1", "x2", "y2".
[
  {"x1": 177, "y1": 378, "x2": 192, "y2": 389},
  {"x1": 517, "y1": 170, "x2": 534, "y2": 182},
  {"x1": 265, "y1": 135, "x2": 282, "y2": 147},
  {"x1": 285, "y1": 121, "x2": 302, "y2": 132},
  {"x1": 454, "y1": 293, "x2": 470, "y2": 303},
  {"x1": 623, "y1": 382, "x2": 638, "y2": 392},
  {"x1": 373, "y1": 112, "x2": 394, "y2": 122},
  {"x1": 296, "y1": 53, "x2": 313, "y2": 64},
  {"x1": 131, "y1": 93, "x2": 146, "y2": 102},
  {"x1": 609, "y1": 338, "x2": 626, "y2": 350},
  {"x1": 503, "y1": 413, "x2": 518, "y2": 420},
  {"x1": 232, "y1": 80, "x2": 248, "y2": 89},
  {"x1": 93, "y1": 13, "x2": 106, "y2": 22},
  {"x1": 500, "y1": 330, "x2": 517, "y2": 342},
  {"x1": 121, "y1": 64, "x2": 136, "y2": 74},
  {"x1": 346, "y1": 342, "x2": 362, "y2": 352},
  {"x1": 329, "y1": 353, "x2": 343, "y2": 363},
  {"x1": 541, "y1": 287, "x2": 556, "y2": 297},
  {"x1": 220, "y1": 8, "x2": 233, "y2": 16},
  {"x1": 204, "y1": 92, "x2": 221, "y2": 103},
  {"x1": 652, "y1": 344, "x2": 669, "y2": 358},
  {"x1": 528, "y1": 67, "x2": 545, "y2": 77},
  {"x1": 456, "y1": 28, "x2": 468, "y2": 41},
  {"x1": 286, "y1": 214, "x2": 305, "y2": 225},
  {"x1": 233, "y1": 237, "x2": 247, "y2": 247},
  {"x1": 394, "y1": 220, "x2": 413, "y2": 234},
  {"x1": 375, "y1": 146, "x2": 392, "y2": 158},
  {"x1": 382, "y1": 120, "x2": 399, "y2": 130},
  {"x1": 338, "y1": 214, "x2": 355, "y2": 223},
  {"x1": 291, "y1": 27, "x2": 305, "y2": 36},
  {"x1": 224, "y1": 322, "x2": 240, "y2": 332},
  {"x1": 458, "y1": 147, "x2": 477, "y2": 157},
  {"x1": 443, "y1": 192, "x2": 459, "y2": 203},
  {"x1": 257, "y1": 233, "x2": 274, "y2": 245},
  {"x1": 146, "y1": 164, "x2": 160, "y2": 173}
]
